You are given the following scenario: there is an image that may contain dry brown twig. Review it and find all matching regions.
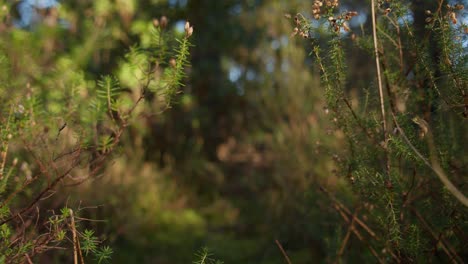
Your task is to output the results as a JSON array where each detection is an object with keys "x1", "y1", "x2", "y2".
[
  {"x1": 275, "y1": 239, "x2": 292, "y2": 264},
  {"x1": 335, "y1": 210, "x2": 356, "y2": 262},
  {"x1": 333, "y1": 204, "x2": 386, "y2": 264},
  {"x1": 411, "y1": 207, "x2": 463, "y2": 263},
  {"x1": 319, "y1": 186, "x2": 400, "y2": 262},
  {"x1": 391, "y1": 113, "x2": 468, "y2": 206},
  {"x1": 69, "y1": 209, "x2": 85, "y2": 264},
  {"x1": 371, "y1": 0, "x2": 387, "y2": 140},
  {"x1": 70, "y1": 209, "x2": 79, "y2": 264},
  {"x1": 0, "y1": 80, "x2": 147, "y2": 226},
  {"x1": 371, "y1": 0, "x2": 394, "y2": 190}
]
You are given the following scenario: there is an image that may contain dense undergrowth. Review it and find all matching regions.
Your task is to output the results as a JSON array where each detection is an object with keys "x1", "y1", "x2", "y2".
[{"x1": 0, "y1": 0, "x2": 467, "y2": 263}]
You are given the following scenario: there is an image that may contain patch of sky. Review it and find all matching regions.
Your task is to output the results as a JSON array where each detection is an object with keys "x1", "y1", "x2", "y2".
[
  {"x1": 271, "y1": 35, "x2": 289, "y2": 50},
  {"x1": 398, "y1": 9, "x2": 414, "y2": 26},
  {"x1": 174, "y1": 20, "x2": 186, "y2": 34},
  {"x1": 271, "y1": 39, "x2": 280, "y2": 50},
  {"x1": 246, "y1": 69, "x2": 256, "y2": 81},
  {"x1": 14, "y1": 2, "x2": 40, "y2": 28},
  {"x1": 13, "y1": 0, "x2": 65, "y2": 29},
  {"x1": 351, "y1": 12, "x2": 367, "y2": 27},
  {"x1": 229, "y1": 4, "x2": 242, "y2": 16},
  {"x1": 28, "y1": 0, "x2": 59, "y2": 9},
  {"x1": 307, "y1": 19, "x2": 324, "y2": 39},
  {"x1": 463, "y1": 31, "x2": 468, "y2": 49},
  {"x1": 265, "y1": 56, "x2": 275, "y2": 73},
  {"x1": 449, "y1": 0, "x2": 468, "y2": 5},
  {"x1": 168, "y1": 0, "x2": 188, "y2": 8},
  {"x1": 228, "y1": 65, "x2": 242, "y2": 83}
]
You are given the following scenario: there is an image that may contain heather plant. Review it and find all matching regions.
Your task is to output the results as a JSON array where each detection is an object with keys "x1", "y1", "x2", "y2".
[
  {"x1": 288, "y1": 0, "x2": 467, "y2": 262},
  {"x1": 1, "y1": 0, "x2": 467, "y2": 263},
  {"x1": 0, "y1": 1, "x2": 193, "y2": 262},
  {"x1": 193, "y1": 247, "x2": 223, "y2": 264}
]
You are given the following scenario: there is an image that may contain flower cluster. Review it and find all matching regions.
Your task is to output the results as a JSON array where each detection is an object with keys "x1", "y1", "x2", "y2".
[
  {"x1": 425, "y1": 4, "x2": 464, "y2": 25},
  {"x1": 287, "y1": 0, "x2": 358, "y2": 38},
  {"x1": 312, "y1": 1, "x2": 323, "y2": 20},
  {"x1": 153, "y1": 16, "x2": 168, "y2": 29},
  {"x1": 310, "y1": 0, "x2": 358, "y2": 33},
  {"x1": 447, "y1": 4, "x2": 464, "y2": 24},
  {"x1": 184, "y1": 21, "x2": 194, "y2": 38},
  {"x1": 312, "y1": 0, "x2": 340, "y2": 20},
  {"x1": 287, "y1": 14, "x2": 311, "y2": 38},
  {"x1": 327, "y1": 11, "x2": 358, "y2": 32}
]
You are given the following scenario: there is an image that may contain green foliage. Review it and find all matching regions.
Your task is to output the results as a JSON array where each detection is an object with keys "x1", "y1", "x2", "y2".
[
  {"x1": 82, "y1": 229, "x2": 99, "y2": 255},
  {"x1": 97, "y1": 75, "x2": 122, "y2": 112},
  {"x1": 95, "y1": 246, "x2": 113, "y2": 264},
  {"x1": 1, "y1": 0, "x2": 466, "y2": 263},
  {"x1": 291, "y1": 0, "x2": 468, "y2": 262},
  {"x1": 193, "y1": 248, "x2": 223, "y2": 264},
  {"x1": 0, "y1": 2, "x2": 193, "y2": 261}
]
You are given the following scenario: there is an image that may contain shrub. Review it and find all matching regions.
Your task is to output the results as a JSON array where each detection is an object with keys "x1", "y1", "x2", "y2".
[
  {"x1": 0, "y1": 2, "x2": 193, "y2": 262},
  {"x1": 288, "y1": 0, "x2": 467, "y2": 262}
]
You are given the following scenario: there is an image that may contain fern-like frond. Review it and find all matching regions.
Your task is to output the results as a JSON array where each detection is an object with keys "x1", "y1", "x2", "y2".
[
  {"x1": 96, "y1": 75, "x2": 122, "y2": 112},
  {"x1": 193, "y1": 247, "x2": 223, "y2": 264}
]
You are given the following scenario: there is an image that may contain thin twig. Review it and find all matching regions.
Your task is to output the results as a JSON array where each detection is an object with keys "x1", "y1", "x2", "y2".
[
  {"x1": 70, "y1": 209, "x2": 79, "y2": 264},
  {"x1": 25, "y1": 254, "x2": 33, "y2": 264},
  {"x1": 275, "y1": 239, "x2": 292, "y2": 264},
  {"x1": 371, "y1": 0, "x2": 387, "y2": 138},
  {"x1": 320, "y1": 186, "x2": 377, "y2": 239},
  {"x1": 333, "y1": 204, "x2": 386, "y2": 264},
  {"x1": 391, "y1": 113, "x2": 468, "y2": 206},
  {"x1": 0, "y1": 153, "x2": 80, "y2": 226},
  {"x1": 335, "y1": 210, "x2": 356, "y2": 262},
  {"x1": 375, "y1": 24, "x2": 399, "y2": 48},
  {"x1": 371, "y1": 0, "x2": 392, "y2": 186},
  {"x1": 404, "y1": 0, "x2": 444, "y2": 77},
  {"x1": 342, "y1": 98, "x2": 383, "y2": 149},
  {"x1": 411, "y1": 208, "x2": 462, "y2": 263},
  {"x1": 319, "y1": 186, "x2": 400, "y2": 262},
  {"x1": 379, "y1": 56, "x2": 397, "y2": 114},
  {"x1": 69, "y1": 209, "x2": 85, "y2": 264}
]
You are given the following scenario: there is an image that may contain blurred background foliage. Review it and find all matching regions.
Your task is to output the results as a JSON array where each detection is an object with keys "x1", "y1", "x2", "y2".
[{"x1": 1, "y1": 0, "x2": 467, "y2": 263}]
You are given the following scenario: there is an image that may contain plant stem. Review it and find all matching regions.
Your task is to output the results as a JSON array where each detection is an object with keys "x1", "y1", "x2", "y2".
[{"x1": 371, "y1": 0, "x2": 387, "y2": 140}]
